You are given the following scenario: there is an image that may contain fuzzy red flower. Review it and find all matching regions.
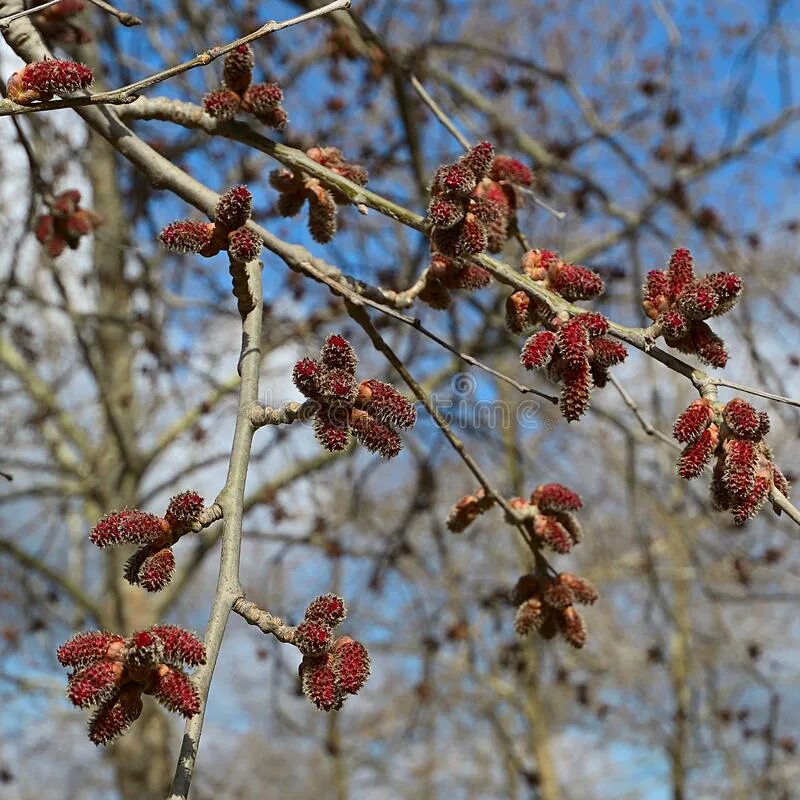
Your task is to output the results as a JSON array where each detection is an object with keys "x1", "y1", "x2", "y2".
[
  {"x1": 8, "y1": 59, "x2": 92, "y2": 104},
  {"x1": 531, "y1": 483, "x2": 583, "y2": 513},
  {"x1": 673, "y1": 398, "x2": 714, "y2": 443},
  {"x1": 333, "y1": 638, "x2": 371, "y2": 695},
  {"x1": 215, "y1": 185, "x2": 252, "y2": 230},
  {"x1": 90, "y1": 509, "x2": 166, "y2": 548},
  {"x1": 304, "y1": 594, "x2": 347, "y2": 628},
  {"x1": 676, "y1": 424, "x2": 719, "y2": 479},
  {"x1": 203, "y1": 88, "x2": 241, "y2": 120}
]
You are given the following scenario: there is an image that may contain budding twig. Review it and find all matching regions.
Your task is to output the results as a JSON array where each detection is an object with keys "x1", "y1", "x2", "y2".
[{"x1": 84, "y1": 0, "x2": 141, "y2": 26}]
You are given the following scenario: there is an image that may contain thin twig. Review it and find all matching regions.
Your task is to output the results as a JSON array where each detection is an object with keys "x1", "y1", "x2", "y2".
[
  {"x1": 166, "y1": 258, "x2": 263, "y2": 800},
  {"x1": 409, "y1": 73, "x2": 471, "y2": 150},
  {"x1": 249, "y1": 399, "x2": 318, "y2": 428},
  {"x1": 85, "y1": 0, "x2": 142, "y2": 26},
  {"x1": 232, "y1": 597, "x2": 297, "y2": 644},
  {"x1": 0, "y1": 0, "x2": 60, "y2": 28},
  {"x1": 608, "y1": 374, "x2": 680, "y2": 450},
  {"x1": 711, "y1": 377, "x2": 800, "y2": 409}
]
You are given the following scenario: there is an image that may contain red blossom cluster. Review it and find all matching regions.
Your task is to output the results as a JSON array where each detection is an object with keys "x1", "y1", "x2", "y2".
[
  {"x1": 512, "y1": 571, "x2": 598, "y2": 649},
  {"x1": 34, "y1": 190, "x2": 102, "y2": 257},
  {"x1": 296, "y1": 594, "x2": 371, "y2": 711},
  {"x1": 32, "y1": 0, "x2": 91, "y2": 44},
  {"x1": 6, "y1": 59, "x2": 92, "y2": 104},
  {"x1": 269, "y1": 147, "x2": 368, "y2": 243},
  {"x1": 426, "y1": 142, "x2": 533, "y2": 261},
  {"x1": 674, "y1": 396, "x2": 790, "y2": 524},
  {"x1": 57, "y1": 625, "x2": 205, "y2": 745},
  {"x1": 506, "y1": 250, "x2": 626, "y2": 420},
  {"x1": 642, "y1": 248, "x2": 742, "y2": 367},
  {"x1": 159, "y1": 185, "x2": 262, "y2": 262},
  {"x1": 89, "y1": 490, "x2": 204, "y2": 591},
  {"x1": 447, "y1": 483, "x2": 596, "y2": 647},
  {"x1": 203, "y1": 44, "x2": 287, "y2": 130},
  {"x1": 292, "y1": 334, "x2": 416, "y2": 457}
]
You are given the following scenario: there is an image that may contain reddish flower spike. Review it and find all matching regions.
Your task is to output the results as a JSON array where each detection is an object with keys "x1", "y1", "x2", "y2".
[
  {"x1": 435, "y1": 163, "x2": 477, "y2": 196},
  {"x1": 551, "y1": 262, "x2": 604, "y2": 301},
  {"x1": 559, "y1": 363, "x2": 593, "y2": 422},
  {"x1": 313, "y1": 413, "x2": 351, "y2": 453},
  {"x1": 531, "y1": 483, "x2": 583, "y2": 513},
  {"x1": 294, "y1": 621, "x2": 333, "y2": 656},
  {"x1": 520, "y1": 330, "x2": 557, "y2": 370},
  {"x1": 305, "y1": 594, "x2": 347, "y2": 627},
  {"x1": 560, "y1": 573, "x2": 599, "y2": 605},
  {"x1": 722, "y1": 438, "x2": 758, "y2": 498},
  {"x1": 673, "y1": 398, "x2": 714, "y2": 444},
  {"x1": 88, "y1": 687, "x2": 143, "y2": 746},
  {"x1": 667, "y1": 248, "x2": 695, "y2": 297},
  {"x1": 491, "y1": 155, "x2": 534, "y2": 186},
  {"x1": 427, "y1": 196, "x2": 465, "y2": 229},
  {"x1": 67, "y1": 660, "x2": 121, "y2": 708},
  {"x1": 227, "y1": 227, "x2": 262, "y2": 262},
  {"x1": 558, "y1": 606, "x2": 588, "y2": 648},
  {"x1": 350, "y1": 412, "x2": 402, "y2": 458},
  {"x1": 591, "y1": 337, "x2": 628, "y2": 367},
  {"x1": 461, "y1": 141, "x2": 496, "y2": 180},
  {"x1": 127, "y1": 546, "x2": 175, "y2": 592},
  {"x1": 223, "y1": 44, "x2": 254, "y2": 95},
  {"x1": 333, "y1": 638, "x2": 371, "y2": 695},
  {"x1": 90, "y1": 509, "x2": 166, "y2": 548},
  {"x1": 676, "y1": 425, "x2": 719, "y2": 479},
  {"x1": 320, "y1": 334, "x2": 358, "y2": 374},
  {"x1": 301, "y1": 654, "x2": 341, "y2": 711},
  {"x1": 203, "y1": 89, "x2": 240, "y2": 121},
  {"x1": 293, "y1": 358, "x2": 322, "y2": 398},
  {"x1": 515, "y1": 598, "x2": 546, "y2": 636},
  {"x1": 57, "y1": 631, "x2": 124, "y2": 669},
  {"x1": 165, "y1": 490, "x2": 204, "y2": 529},
  {"x1": 557, "y1": 318, "x2": 590, "y2": 366},
  {"x1": 723, "y1": 398, "x2": 762, "y2": 439},
  {"x1": 9, "y1": 60, "x2": 92, "y2": 104},
  {"x1": 159, "y1": 220, "x2": 215, "y2": 255},
  {"x1": 533, "y1": 515, "x2": 574, "y2": 554},
  {"x1": 307, "y1": 189, "x2": 337, "y2": 243},
  {"x1": 149, "y1": 625, "x2": 206, "y2": 668},
  {"x1": 215, "y1": 186, "x2": 252, "y2": 230},
  {"x1": 152, "y1": 667, "x2": 201, "y2": 717},
  {"x1": 357, "y1": 380, "x2": 416, "y2": 429}
]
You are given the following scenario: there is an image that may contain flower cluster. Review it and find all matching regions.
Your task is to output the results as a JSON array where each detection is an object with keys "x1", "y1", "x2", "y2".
[
  {"x1": 6, "y1": 59, "x2": 92, "y2": 104},
  {"x1": 296, "y1": 594, "x2": 371, "y2": 711},
  {"x1": 506, "y1": 250, "x2": 626, "y2": 420},
  {"x1": 32, "y1": 0, "x2": 91, "y2": 44},
  {"x1": 57, "y1": 625, "x2": 205, "y2": 745},
  {"x1": 89, "y1": 490, "x2": 204, "y2": 591},
  {"x1": 447, "y1": 483, "x2": 596, "y2": 647},
  {"x1": 269, "y1": 147, "x2": 368, "y2": 243},
  {"x1": 34, "y1": 190, "x2": 102, "y2": 257},
  {"x1": 642, "y1": 248, "x2": 742, "y2": 367},
  {"x1": 159, "y1": 185, "x2": 262, "y2": 262},
  {"x1": 512, "y1": 571, "x2": 598, "y2": 649},
  {"x1": 203, "y1": 44, "x2": 287, "y2": 130},
  {"x1": 674, "y1": 396, "x2": 790, "y2": 524},
  {"x1": 425, "y1": 142, "x2": 533, "y2": 264},
  {"x1": 292, "y1": 334, "x2": 416, "y2": 457}
]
